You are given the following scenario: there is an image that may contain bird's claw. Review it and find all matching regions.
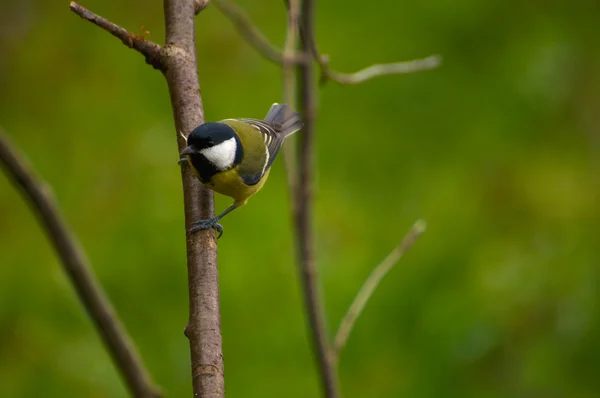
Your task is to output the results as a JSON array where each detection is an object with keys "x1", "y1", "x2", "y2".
[
  {"x1": 188, "y1": 219, "x2": 224, "y2": 238},
  {"x1": 178, "y1": 157, "x2": 188, "y2": 165}
]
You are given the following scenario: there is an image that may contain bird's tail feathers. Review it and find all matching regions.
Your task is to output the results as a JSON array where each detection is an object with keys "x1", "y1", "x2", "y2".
[{"x1": 265, "y1": 103, "x2": 303, "y2": 137}]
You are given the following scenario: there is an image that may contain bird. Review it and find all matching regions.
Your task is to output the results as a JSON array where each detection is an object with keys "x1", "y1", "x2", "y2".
[{"x1": 180, "y1": 103, "x2": 303, "y2": 237}]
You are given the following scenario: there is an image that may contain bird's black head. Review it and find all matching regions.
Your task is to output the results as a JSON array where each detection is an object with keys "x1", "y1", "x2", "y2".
[
  {"x1": 185, "y1": 122, "x2": 236, "y2": 150},
  {"x1": 180, "y1": 122, "x2": 243, "y2": 183}
]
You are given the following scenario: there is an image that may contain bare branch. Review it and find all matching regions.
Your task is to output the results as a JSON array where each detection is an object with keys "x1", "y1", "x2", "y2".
[
  {"x1": 214, "y1": 0, "x2": 439, "y2": 86},
  {"x1": 295, "y1": 0, "x2": 340, "y2": 396},
  {"x1": 333, "y1": 220, "x2": 427, "y2": 358},
  {"x1": 319, "y1": 55, "x2": 442, "y2": 85},
  {"x1": 304, "y1": 34, "x2": 441, "y2": 85},
  {"x1": 211, "y1": 0, "x2": 306, "y2": 65},
  {"x1": 281, "y1": 0, "x2": 300, "y2": 199},
  {"x1": 163, "y1": 0, "x2": 224, "y2": 396},
  {"x1": 289, "y1": 1, "x2": 441, "y2": 85},
  {"x1": 194, "y1": 0, "x2": 210, "y2": 14},
  {"x1": 0, "y1": 129, "x2": 161, "y2": 398},
  {"x1": 71, "y1": 0, "x2": 224, "y2": 396},
  {"x1": 69, "y1": 2, "x2": 164, "y2": 70}
]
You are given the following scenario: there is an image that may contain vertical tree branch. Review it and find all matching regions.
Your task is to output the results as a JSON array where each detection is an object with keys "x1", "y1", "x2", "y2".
[
  {"x1": 295, "y1": 0, "x2": 339, "y2": 397},
  {"x1": 70, "y1": 1, "x2": 224, "y2": 396},
  {"x1": 163, "y1": 1, "x2": 224, "y2": 396},
  {"x1": 0, "y1": 129, "x2": 161, "y2": 398},
  {"x1": 281, "y1": 0, "x2": 300, "y2": 200}
]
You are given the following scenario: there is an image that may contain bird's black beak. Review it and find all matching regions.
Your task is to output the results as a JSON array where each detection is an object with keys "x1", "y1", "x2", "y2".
[{"x1": 180, "y1": 146, "x2": 195, "y2": 156}]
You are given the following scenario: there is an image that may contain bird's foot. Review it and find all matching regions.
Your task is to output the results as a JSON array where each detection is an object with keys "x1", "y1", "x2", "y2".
[
  {"x1": 178, "y1": 157, "x2": 188, "y2": 165},
  {"x1": 188, "y1": 218, "x2": 224, "y2": 238}
]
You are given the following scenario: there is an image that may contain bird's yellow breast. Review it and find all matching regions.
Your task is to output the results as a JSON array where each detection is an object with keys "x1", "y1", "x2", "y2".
[{"x1": 204, "y1": 167, "x2": 270, "y2": 206}]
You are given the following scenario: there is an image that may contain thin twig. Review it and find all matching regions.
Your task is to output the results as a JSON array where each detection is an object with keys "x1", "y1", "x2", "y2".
[
  {"x1": 320, "y1": 55, "x2": 442, "y2": 85},
  {"x1": 291, "y1": 0, "x2": 441, "y2": 85},
  {"x1": 333, "y1": 220, "x2": 427, "y2": 357},
  {"x1": 213, "y1": 0, "x2": 439, "y2": 85},
  {"x1": 0, "y1": 129, "x2": 161, "y2": 398},
  {"x1": 211, "y1": 0, "x2": 305, "y2": 64},
  {"x1": 298, "y1": 22, "x2": 441, "y2": 85},
  {"x1": 281, "y1": 0, "x2": 300, "y2": 200},
  {"x1": 71, "y1": 1, "x2": 224, "y2": 396},
  {"x1": 69, "y1": 2, "x2": 164, "y2": 70},
  {"x1": 295, "y1": 0, "x2": 339, "y2": 396}
]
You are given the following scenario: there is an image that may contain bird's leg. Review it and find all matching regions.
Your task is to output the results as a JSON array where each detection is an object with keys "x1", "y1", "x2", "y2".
[{"x1": 188, "y1": 204, "x2": 238, "y2": 238}]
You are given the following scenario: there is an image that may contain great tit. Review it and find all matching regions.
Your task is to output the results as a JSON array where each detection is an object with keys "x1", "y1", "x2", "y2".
[{"x1": 180, "y1": 103, "x2": 303, "y2": 237}]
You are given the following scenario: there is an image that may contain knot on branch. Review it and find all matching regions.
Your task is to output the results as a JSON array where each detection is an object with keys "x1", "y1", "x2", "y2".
[
  {"x1": 163, "y1": 43, "x2": 195, "y2": 66},
  {"x1": 193, "y1": 364, "x2": 224, "y2": 378}
]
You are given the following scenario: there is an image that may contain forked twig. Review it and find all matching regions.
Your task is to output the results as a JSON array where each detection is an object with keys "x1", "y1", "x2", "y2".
[
  {"x1": 213, "y1": 0, "x2": 440, "y2": 85},
  {"x1": 301, "y1": 27, "x2": 441, "y2": 85}
]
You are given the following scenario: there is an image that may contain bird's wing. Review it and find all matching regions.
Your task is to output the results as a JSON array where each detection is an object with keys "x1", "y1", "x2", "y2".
[
  {"x1": 239, "y1": 118, "x2": 285, "y2": 171},
  {"x1": 220, "y1": 119, "x2": 271, "y2": 186}
]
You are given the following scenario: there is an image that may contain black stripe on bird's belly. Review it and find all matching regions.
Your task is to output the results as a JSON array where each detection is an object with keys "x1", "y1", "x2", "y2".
[{"x1": 189, "y1": 154, "x2": 219, "y2": 184}]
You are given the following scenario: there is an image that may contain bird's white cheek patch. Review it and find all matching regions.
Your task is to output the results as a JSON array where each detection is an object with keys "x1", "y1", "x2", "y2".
[{"x1": 200, "y1": 137, "x2": 237, "y2": 170}]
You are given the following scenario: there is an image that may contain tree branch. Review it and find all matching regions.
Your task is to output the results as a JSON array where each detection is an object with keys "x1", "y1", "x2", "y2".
[
  {"x1": 70, "y1": 1, "x2": 224, "y2": 396},
  {"x1": 0, "y1": 129, "x2": 161, "y2": 398},
  {"x1": 317, "y1": 55, "x2": 442, "y2": 85},
  {"x1": 162, "y1": 0, "x2": 224, "y2": 396},
  {"x1": 280, "y1": 0, "x2": 300, "y2": 199},
  {"x1": 212, "y1": 0, "x2": 440, "y2": 85},
  {"x1": 211, "y1": 0, "x2": 306, "y2": 65},
  {"x1": 295, "y1": 11, "x2": 441, "y2": 85},
  {"x1": 332, "y1": 220, "x2": 427, "y2": 358},
  {"x1": 295, "y1": 0, "x2": 339, "y2": 397},
  {"x1": 212, "y1": 0, "x2": 433, "y2": 394},
  {"x1": 69, "y1": 2, "x2": 165, "y2": 70}
]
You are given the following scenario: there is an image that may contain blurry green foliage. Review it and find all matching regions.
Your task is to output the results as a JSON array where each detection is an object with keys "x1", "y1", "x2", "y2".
[{"x1": 1, "y1": 0, "x2": 599, "y2": 397}]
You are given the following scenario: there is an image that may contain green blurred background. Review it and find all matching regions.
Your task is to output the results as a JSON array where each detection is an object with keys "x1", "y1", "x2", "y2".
[{"x1": 1, "y1": 0, "x2": 599, "y2": 397}]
